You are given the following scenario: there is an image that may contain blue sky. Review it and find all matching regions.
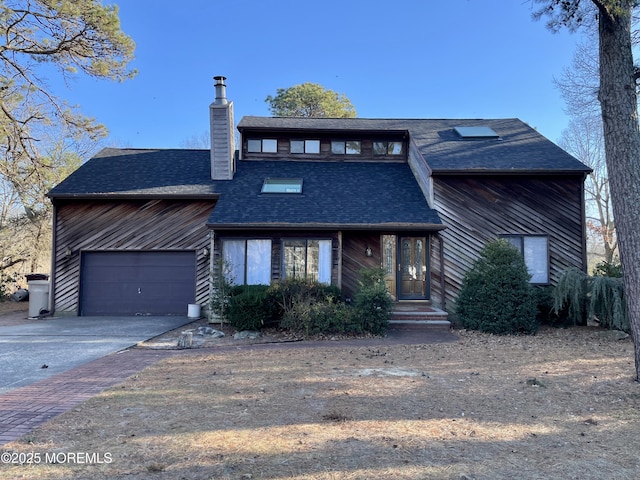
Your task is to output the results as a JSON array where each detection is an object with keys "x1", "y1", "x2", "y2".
[{"x1": 53, "y1": 0, "x2": 587, "y2": 149}]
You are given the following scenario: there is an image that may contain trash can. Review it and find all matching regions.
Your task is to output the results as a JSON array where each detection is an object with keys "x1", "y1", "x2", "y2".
[{"x1": 26, "y1": 276, "x2": 50, "y2": 318}]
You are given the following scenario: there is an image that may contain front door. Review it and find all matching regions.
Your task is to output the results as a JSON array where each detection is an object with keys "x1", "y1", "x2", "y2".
[{"x1": 398, "y1": 237, "x2": 428, "y2": 300}]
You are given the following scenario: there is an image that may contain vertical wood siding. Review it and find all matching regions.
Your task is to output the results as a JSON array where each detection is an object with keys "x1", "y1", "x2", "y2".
[
  {"x1": 433, "y1": 175, "x2": 587, "y2": 313},
  {"x1": 53, "y1": 200, "x2": 216, "y2": 315}
]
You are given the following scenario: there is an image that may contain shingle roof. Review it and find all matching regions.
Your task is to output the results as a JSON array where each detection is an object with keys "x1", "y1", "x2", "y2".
[
  {"x1": 47, "y1": 148, "x2": 220, "y2": 199},
  {"x1": 239, "y1": 117, "x2": 591, "y2": 174},
  {"x1": 208, "y1": 160, "x2": 443, "y2": 229}
]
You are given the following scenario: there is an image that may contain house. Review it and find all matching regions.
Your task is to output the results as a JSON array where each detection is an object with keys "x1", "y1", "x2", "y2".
[{"x1": 47, "y1": 77, "x2": 591, "y2": 319}]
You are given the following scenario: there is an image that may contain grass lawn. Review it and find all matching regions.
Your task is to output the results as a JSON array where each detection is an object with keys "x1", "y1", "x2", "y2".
[{"x1": 2, "y1": 326, "x2": 640, "y2": 479}]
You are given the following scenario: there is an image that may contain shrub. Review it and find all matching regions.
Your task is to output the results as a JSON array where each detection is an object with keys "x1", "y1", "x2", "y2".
[
  {"x1": 226, "y1": 285, "x2": 273, "y2": 331},
  {"x1": 353, "y1": 267, "x2": 392, "y2": 335},
  {"x1": 0, "y1": 272, "x2": 18, "y2": 301},
  {"x1": 267, "y1": 279, "x2": 341, "y2": 321},
  {"x1": 593, "y1": 259, "x2": 622, "y2": 278},
  {"x1": 456, "y1": 239, "x2": 538, "y2": 335},
  {"x1": 553, "y1": 268, "x2": 629, "y2": 332},
  {"x1": 552, "y1": 268, "x2": 629, "y2": 332},
  {"x1": 280, "y1": 299, "x2": 356, "y2": 336}
]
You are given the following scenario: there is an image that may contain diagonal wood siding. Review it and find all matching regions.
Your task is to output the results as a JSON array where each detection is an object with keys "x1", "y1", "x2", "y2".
[
  {"x1": 53, "y1": 200, "x2": 216, "y2": 315},
  {"x1": 433, "y1": 175, "x2": 587, "y2": 313}
]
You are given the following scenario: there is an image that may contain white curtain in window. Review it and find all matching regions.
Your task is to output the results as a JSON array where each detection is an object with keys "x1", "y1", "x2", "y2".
[
  {"x1": 317, "y1": 240, "x2": 332, "y2": 284},
  {"x1": 524, "y1": 237, "x2": 549, "y2": 283},
  {"x1": 247, "y1": 239, "x2": 272, "y2": 285},
  {"x1": 223, "y1": 240, "x2": 245, "y2": 285}
]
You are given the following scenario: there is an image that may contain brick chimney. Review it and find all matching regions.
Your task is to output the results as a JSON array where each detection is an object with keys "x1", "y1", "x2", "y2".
[{"x1": 210, "y1": 76, "x2": 235, "y2": 180}]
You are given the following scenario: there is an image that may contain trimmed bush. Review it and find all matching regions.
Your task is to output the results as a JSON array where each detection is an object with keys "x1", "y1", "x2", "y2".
[
  {"x1": 456, "y1": 239, "x2": 538, "y2": 335},
  {"x1": 226, "y1": 285, "x2": 273, "y2": 331},
  {"x1": 280, "y1": 299, "x2": 356, "y2": 336}
]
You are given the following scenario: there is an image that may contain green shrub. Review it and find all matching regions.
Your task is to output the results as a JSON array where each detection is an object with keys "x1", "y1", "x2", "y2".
[
  {"x1": 226, "y1": 285, "x2": 273, "y2": 331},
  {"x1": 280, "y1": 299, "x2": 356, "y2": 336},
  {"x1": 593, "y1": 259, "x2": 622, "y2": 278},
  {"x1": 456, "y1": 239, "x2": 538, "y2": 335},
  {"x1": 267, "y1": 279, "x2": 341, "y2": 320},
  {"x1": 552, "y1": 267, "x2": 590, "y2": 326},
  {"x1": 353, "y1": 268, "x2": 392, "y2": 335},
  {"x1": 552, "y1": 268, "x2": 629, "y2": 332}
]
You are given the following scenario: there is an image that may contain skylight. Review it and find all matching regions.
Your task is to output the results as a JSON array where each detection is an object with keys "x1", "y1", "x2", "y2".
[
  {"x1": 454, "y1": 126, "x2": 499, "y2": 139},
  {"x1": 261, "y1": 178, "x2": 303, "y2": 194}
]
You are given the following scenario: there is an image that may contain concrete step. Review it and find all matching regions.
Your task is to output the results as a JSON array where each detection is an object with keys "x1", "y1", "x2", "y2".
[{"x1": 389, "y1": 304, "x2": 450, "y2": 330}]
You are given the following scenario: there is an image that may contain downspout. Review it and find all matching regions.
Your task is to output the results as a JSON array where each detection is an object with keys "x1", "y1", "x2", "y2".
[
  {"x1": 49, "y1": 202, "x2": 58, "y2": 316},
  {"x1": 580, "y1": 172, "x2": 589, "y2": 273},
  {"x1": 438, "y1": 233, "x2": 446, "y2": 311}
]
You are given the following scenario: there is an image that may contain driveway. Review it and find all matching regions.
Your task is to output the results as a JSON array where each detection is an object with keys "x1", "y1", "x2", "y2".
[{"x1": 0, "y1": 315, "x2": 194, "y2": 394}]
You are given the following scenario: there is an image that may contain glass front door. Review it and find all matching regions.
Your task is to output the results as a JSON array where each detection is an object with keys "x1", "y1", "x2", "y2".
[{"x1": 398, "y1": 236, "x2": 428, "y2": 300}]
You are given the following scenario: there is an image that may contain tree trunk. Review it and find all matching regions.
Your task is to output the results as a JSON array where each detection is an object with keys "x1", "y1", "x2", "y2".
[{"x1": 597, "y1": 0, "x2": 640, "y2": 380}]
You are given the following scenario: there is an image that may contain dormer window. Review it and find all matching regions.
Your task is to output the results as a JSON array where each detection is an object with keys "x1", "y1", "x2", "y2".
[
  {"x1": 290, "y1": 139, "x2": 320, "y2": 154},
  {"x1": 261, "y1": 178, "x2": 303, "y2": 194},
  {"x1": 248, "y1": 138, "x2": 278, "y2": 153},
  {"x1": 331, "y1": 140, "x2": 361, "y2": 155},
  {"x1": 373, "y1": 141, "x2": 403, "y2": 155}
]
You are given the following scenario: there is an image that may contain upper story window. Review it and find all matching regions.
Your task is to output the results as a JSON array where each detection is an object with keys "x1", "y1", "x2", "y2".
[
  {"x1": 331, "y1": 140, "x2": 361, "y2": 155},
  {"x1": 247, "y1": 138, "x2": 278, "y2": 153},
  {"x1": 373, "y1": 141, "x2": 403, "y2": 155},
  {"x1": 290, "y1": 139, "x2": 320, "y2": 154}
]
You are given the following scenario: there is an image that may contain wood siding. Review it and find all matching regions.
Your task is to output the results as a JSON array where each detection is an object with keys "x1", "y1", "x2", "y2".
[
  {"x1": 341, "y1": 232, "x2": 382, "y2": 299},
  {"x1": 53, "y1": 200, "x2": 216, "y2": 315},
  {"x1": 433, "y1": 175, "x2": 587, "y2": 313}
]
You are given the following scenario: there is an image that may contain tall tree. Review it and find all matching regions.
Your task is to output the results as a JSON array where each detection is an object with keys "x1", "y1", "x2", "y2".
[
  {"x1": 0, "y1": 0, "x2": 135, "y2": 196},
  {"x1": 555, "y1": 36, "x2": 617, "y2": 263},
  {"x1": 0, "y1": 1, "x2": 135, "y2": 278},
  {"x1": 265, "y1": 83, "x2": 356, "y2": 118},
  {"x1": 535, "y1": 0, "x2": 640, "y2": 380}
]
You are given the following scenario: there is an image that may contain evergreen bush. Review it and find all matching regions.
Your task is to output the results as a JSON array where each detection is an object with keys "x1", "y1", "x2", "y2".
[
  {"x1": 456, "y1": 239, "x2": 538, "y2": 335},
  {"x1": 353, "y1": 267, "x2": 392, "y2": 335},
  {"x1": 226, "y1": 285, "x2": 273, "y2": 331},
  {"x1": 552, "y1": 267, "x2": 629, "y2": 332}
]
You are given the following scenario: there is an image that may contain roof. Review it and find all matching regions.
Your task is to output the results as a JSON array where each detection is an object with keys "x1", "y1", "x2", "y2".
[
  {"x1": 47, "y1": 148, "x2": 221, "y2": 199},
  {"x1": 208, "y1": 160, "x2": 443, "y2": 230},
  {"x1": 239, "y1": 117, "x2": 591, "y2": 174}
]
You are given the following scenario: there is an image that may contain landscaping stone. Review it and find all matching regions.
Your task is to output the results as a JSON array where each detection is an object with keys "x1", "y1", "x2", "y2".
[{"x1": 234, "y1": 330, "x2": 262, "y2": 340}]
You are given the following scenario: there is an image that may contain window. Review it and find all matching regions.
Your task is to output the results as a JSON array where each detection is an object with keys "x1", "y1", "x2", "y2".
[
  {"x1": 373, "y1": 141, "x2": 403, "y2": 155},
  {"x1": 454, "y1": 126, "x2": 499, "y2": 139},
  {"x1": 261, "y1": 178, "x2": 303, "y2": 194},
  {"x1": 331, "y1": 140, "x2": 361, "y2": 155},
  {"x1": 290, "y1": 139, "x2": 320, "y2": 154},
  {"x1": 247, "y1": 138, "x2": 278, "y2": 153},
  {"x1": 223, "y1": 239, "x2": 272, "y2": 285},
  {"x1": 282, "y1": 239, "x2": 332, "y2": 284},
  {"x1": 502, "y1": 235, "x2": 549, "y2": 284}
]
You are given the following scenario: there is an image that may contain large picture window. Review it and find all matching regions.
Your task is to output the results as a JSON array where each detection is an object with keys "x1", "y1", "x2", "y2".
[
  {"x1": 502, "y1": 235, "x2": 549, "y2": 284},
  {"x1": 222, "y1": 239, "x2": 272, "y2": 285},
  {"x1": 282, "y1": 239, "x2": 332, "y2": 284}
]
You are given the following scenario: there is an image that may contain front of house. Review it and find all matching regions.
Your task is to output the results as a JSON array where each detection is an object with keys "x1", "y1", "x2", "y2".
[{"x1": 47, "y1": 77, "x2": 591, "y2": 318}]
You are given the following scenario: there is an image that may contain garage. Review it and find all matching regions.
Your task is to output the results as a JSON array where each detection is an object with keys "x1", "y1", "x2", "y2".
[{"x1": 79, "y1": 251, "x2": 197, "y2": 316}]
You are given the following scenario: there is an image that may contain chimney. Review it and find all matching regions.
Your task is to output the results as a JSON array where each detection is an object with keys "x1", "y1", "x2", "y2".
[{"x1": 210, "y1": 76, "x2": 235, "y2": 180}]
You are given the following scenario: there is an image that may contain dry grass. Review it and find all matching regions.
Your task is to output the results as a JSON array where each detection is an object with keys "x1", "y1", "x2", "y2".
[{"x1": 3, "y1": 326, "x2": 640, "y2": 479}]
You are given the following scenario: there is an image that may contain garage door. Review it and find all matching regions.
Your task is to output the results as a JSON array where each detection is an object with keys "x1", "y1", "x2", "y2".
[{"x1": 80, "y1": 251, "x2": 196, "y2": 316}]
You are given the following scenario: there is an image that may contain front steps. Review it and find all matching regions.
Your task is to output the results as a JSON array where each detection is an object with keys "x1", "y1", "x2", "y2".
[{"x1": 389, "y1": 302, "x2": 450, "y2": 330}]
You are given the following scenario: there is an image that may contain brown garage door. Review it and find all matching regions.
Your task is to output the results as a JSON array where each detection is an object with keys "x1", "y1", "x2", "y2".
[{"x1": 80, "y1": 251, "x2": 196, "y2": 316}]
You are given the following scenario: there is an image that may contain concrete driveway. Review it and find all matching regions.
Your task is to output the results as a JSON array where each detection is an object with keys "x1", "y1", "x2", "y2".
[{"x1": 0, "y1": 315, "x2": 194, "y2": 394}]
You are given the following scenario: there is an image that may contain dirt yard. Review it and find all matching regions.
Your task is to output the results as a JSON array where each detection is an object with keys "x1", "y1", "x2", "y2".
[{"x1": 2, "y1": 319, "x2": 639, "y2": 479}]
